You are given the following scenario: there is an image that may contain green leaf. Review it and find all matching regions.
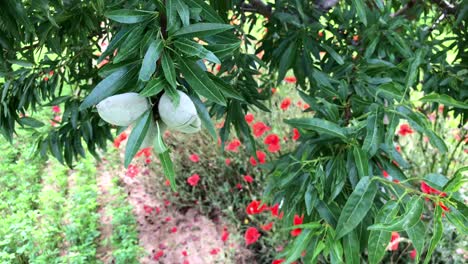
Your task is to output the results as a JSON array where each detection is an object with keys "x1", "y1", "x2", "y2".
[
  {"x1": 172, "y1": 23, "x2": 233, "y2": 38},
  {"x1": 423, "y1": 207, "x2": 443, "y2": 264},
  {"x1": 285, "y1": 118, "x2": 348, "y2": 141},
  {"x1": 175, "y1": 0, "x2": 190, "y2": 26},
  {"x1": 114, "y1": 26, "x2": 145, "y2": 63},
  {"x1": 406, "y1": 221, "x2": 426, "y2": 263},
  {"x1": 153, "y1": 121, "x2": 168, "y2": 154},
  {"x1": 376, "y1": 83, "x2": 404, "y2": 101},
  {"x1": 444, "y1": 166, "x2": 468, "y2": 192},
  {"x1": 321, "y1": 44, "x2": 344, "y2": 65},
  {"x1": 368, "y1": 201, "x2": 399, "y2": 264},
  {"x1": 140, "y1": 77, "x2": 167, "y2": 97},
  {"x1": 277, "y1": 41, "x2": 297, "y2": 84},
  {"x1": 184, "y1": 0, "x2": 224, "y2": 23},
  {"x1": 362, "y1": 109, "x2": 384, "y2": 156},
  {"x1": 446, "y1": 205, "x2": 468, "y2": 234},
  {"x1": 353, "y1": 147, "x2": 369, "y2": 178},
  {"x1": 343, "y1": 230, "x2": 360, "y2": 264},
  {"x1": 178, "y1": 58, "x2": 226, "y2": 105},
  {"x1": 368, "y1": 196, "x2": 424, "y2": 232},
  {"x1": 161, "y1": 51, "x2": 177, "y2": 88},
  {"x1": 405, "y1": 49, "x2": 424, "y2": 88},
  {"x1": 139, "y1": 38, "x2": 164, "y2": 82},
  {"x1": 420, "y1": 93, "x2": 468, "y2": 109},
  {"x1": 159, "y1": 151, "x2": 177, "y2": 191},
  {"x1": 105, "y1": 9, "x2": 153, "y2": 24},
  {"x1": 354, "y1": 0, "x2": 368, "y2": 26},
  {"x1": 188, "y1": 93, "x2": 217, "y2": 141},
  {"x1": 124, "y1": 111, "x2": 151, "y2": 167},
  {"x1": 335, "y1": 177, "x2": 377, "y2": 239},
  {"x1": 174, "y1": 39, "x2": 221, "y2": 64},
  {"x1": 80, "y1": 67, "x2": 133, "y2": 110},
  {"x1": 285, "y1": 229, "x2": 313, "y2": 264},
  {"x1": 364, "y1": 36, "x2": 380, "y2": 58},
  {"x1": 208, "y1": 75, "x2": 244, "y2": 101},
  {"x1": 19, "y1": 117, "x2": 45, "y2": 128}
]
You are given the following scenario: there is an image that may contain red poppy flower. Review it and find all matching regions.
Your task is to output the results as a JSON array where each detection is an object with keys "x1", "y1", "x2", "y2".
[
  {"x1": 182, "y1": 250, "x2": 188, "y2": 257},
  {"x1": 280, "y1": 98, "x2": 291, "y2": 110},
  {"x1": 272, "y1": 260, "x2": 285, "y2": 264},
  {"x1": 264, "y1": 134, "x2": 280, "y2": 145},
  {"x1": 165, "y1": 217, "x2": 172, "y2": 222},
  {"x1": 143, "y1": 205, "x2": 153, "y2": 214},
  {"x1": 252, "y1": 122, "x2": 271, "y2": 138},
  {"x1": 245, "y1": 113, "x2": 254, "y2": 124},
  {"x1": 246, "y1": 200, "x2": 268, "y2": 215},
  {"x1": 284, "y1": 76, "x2": 297, "y2": 84},
  {"x1": 261, "y1": 222, "x2": 274, "y2": 231},
  {"x1": 225, "y1": 158, "x2": 231, "y2": 166},
  {"x1": 243, "y1": 175, "x2": 254, "y2": 183},
  {"x1": 221, "y1": 228, "x2": 230, "y2": 242},
  {"x1": 290, "y1": 214, "x2": 304, "y2": 237},
  {"x1": 303, "y1": 103, "x2": 310, "y2": 110},
  {"x1": 236, "y1": 183, "x2": 243, "y2": 190},
  {"x1": 187, "y1": 174, "x2": 200, "y2": 187},
  {"x1": 126, "y1": 164, "x2": 139, "y2": 178},
  {"x1": 292, "y1": 128, "x2": 300, "y2": 141},
  {"x1": 216, "y1": 64, "x2": 221, "y2": 71},
  {"x1": 244, "y1": 227, "x2": 261, "y2": 245},
  {"x1": 164, "y1": 179, "x2": 170, "y2": 186},
  {"x1": 210, "y1": 248, "x2": 220, "y2": 255},
  {"x1": 153, "y1": 250, "x2": 164, "y2": 260},
  {"x1": 382, "y1": 170, "x2": 389, "y2": 178},
  {"x1": 390, "y1": 232, "x2": 400, "y2": 251},
  {"x1": 410, "y1": 249, "x2": 417, "y2": 260},
  {"x1": 398, "y1": 124, "x2": 414, "y2": 136},
  {"x1": 226, "y1": 139, "x2": 242, "y2": 152},
  {"x1": 267, "y1": 143, "x2": 281, "y2": 153},
  {"x1": 136, "y1": 147, "x2": 152, "y2": 158},
  {"x1": 189, "y1": 154, "x2": 200, "y2": 162},
  {"x1": 52, "y1": 105, "x2": 61, "y2": 113},
  {"x1": 250, "y1": 150, "x2": 267, "y2": 166},
  {"x1": 270, "y1": 203, "x2": 280, "y2": 217},
  {"x1": 170, "y1": 227, "x2": 178, "y2": 233}
]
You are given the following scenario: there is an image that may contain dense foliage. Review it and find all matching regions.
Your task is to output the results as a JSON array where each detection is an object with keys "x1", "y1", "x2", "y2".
[{"x1": 1, "y1": 0, "x2": 467, "y2": 263}]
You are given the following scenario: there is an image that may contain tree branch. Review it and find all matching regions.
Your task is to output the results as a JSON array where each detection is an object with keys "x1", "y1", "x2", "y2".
[
  {"x1": 432, "y1": 0, "x2": 457, "y2": 14},
  {"x1": 390, "y1": 0, "x2": 417, "y2": 18},
  {"x1": 240, "y1": 0, "x2": 273, "y2": 18}
]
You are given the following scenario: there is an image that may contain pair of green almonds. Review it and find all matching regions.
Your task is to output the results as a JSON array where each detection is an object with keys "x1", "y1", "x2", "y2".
[{"x1": 96, "y1": 90, "x2": 201, "y2": 150}]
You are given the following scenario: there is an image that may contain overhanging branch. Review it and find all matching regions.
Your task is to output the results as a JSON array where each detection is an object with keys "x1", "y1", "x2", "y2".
[{"x1": 240, "y1": 0, "x2": 273, "y2": 18}]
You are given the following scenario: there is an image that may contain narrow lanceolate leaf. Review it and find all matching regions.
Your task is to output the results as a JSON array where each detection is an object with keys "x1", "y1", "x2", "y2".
[
  {"x1": 105, "y1": 9, "x2": 153, "y2": 24},
  {"x1": 19, "y1": 117, "x2": 45, "y2": 128},
  {"x1": 368, "y1": 196, "x2": 424, "y2": 232},
  {"x1": 139, "y1": 38, "x2": 164, "y2": 82},
  {"x1": 174, "y1": 0, "x2": 190, "y2": 26},
  {"x1": 353, "y1": 0, "x2": 367, "y2": 26},
  {"x1": 189, "y1": 94, "x2": 217, "y2": 141},
  {"x1": 80, "y1": 67, "x2": 133, "y2": 110},
  {"x1": 368, "y1": 201, "x2": 399, "y2": 264},
  {"x1": 161, "y1": 52, "x2": 177, "y2": 88},
  {"x1": 406, "y1": 221, "x2": 426, "y2": 263},
  {"x1": 353, "y1": 147, "x2": 369, "y2": 178},
  {"x1": 285, "y1": 118, "x2": 348, "y2": 141},
  {"x1": 140, "y1": 77, "x2": 167, "y2": 97},
  {"x1": 153, "y1": 121, "x2": 168, "y2": 154},
  {"x1": 159, "y1": 151, "x2": 177, "y2": 191},
  {"x1": 285, "y1": 229, "x2": 313, "y2": 264},
  {"x1": 362, "y1": 110, "x2": 383, "y2": 156},
  {"x1": 336, "y1": 177, "x2": 377, "y2": 239},
  {"x1": 178, "y1": 58, "x2": 226, "y2": 105},
  {"x1": 405, "y1": 49, "x2": 423, "y2": 89},
  {"x1": 420, "y1": 93, "x2": 468, "y2": 109},
  {"x1": 174, "y1": 39, "x2": 221, "y2": 64},
  {"x1": 423, "y1": 207, "x2": 443, "y2": 264},
  {"x1": 183, "y1": 0, "x2": 224, "y2": 23},
  {"x1": 444, "y1": 166, "x2": 468, "y2": 192},
  {"x1": 321, "y1": 44, "x2": 344, "y2": 65},
  {"x1": 172, "y1": 23, "x2": 233, "y2": 38},
  {"x1": 124, "y1": 111, "x2": 151, "y2": 167},
  {"x1": 445, "y1": 205, "x2": 468, "y2": 234},
  {"x1": 343, "y1": 230, "x2": 360, "y2": 264},
  {"x1": 277, "y1": 41, "x2": 297, "y2": 85}
]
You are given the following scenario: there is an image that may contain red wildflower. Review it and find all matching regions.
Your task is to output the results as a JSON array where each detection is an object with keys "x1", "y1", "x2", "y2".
[
  {"x1": 216, "y1": 64, "x2": 221, "y2": 72},
  {"x1": 170, "y1": 227, "x2": 178, "y2": 233},
  {"x1": 189, "y1": 154, "x2": 200, "y2": 162},
  {"x1": 52, "y1": 105, "x2": 61, "y2": 113},
  {"x1": 270, "y1": 203, "x2": 280, "y2": 217},
  {"x1": 165, "y1": 217, "x2": 172, "y2": 222},
  {"x1": 280, "y1": 98, "x2": 292, "y2": 110},
  {"x1": 272, "y1": 260, "x2": 285, "y2": 264},
  {"x1": 43, "y1": 76, "x2": 49, "y2": 81},
  {"x1": 187, "y1": 174, "x2": 200, "y2": 187},
  {"x1": 243, "y1": 175, "x2": 254, "y2": 183},
  {"x1": 383, "y1": 170, "x2": 389, "y2": 178},
  {"x1": 226, "y1": 139, "x2": 242, "y2": 152},
  {"x1": 353, "y1": 35, "x2": 359, "y2": 42},
  {"x1": 244, "y1": 227, "x2": 261, "y2": 245},
  {"x1": 290, "y1": 214, "x2": 304, "y2": 237},
  {"x1": 236, "y1": 183, "x2": 243, "y2": 190},
  {"x1": 318, "y1": 31, "x2": 324, "y2": 37},
  {"x1": 221, "y1": 228, "x2": 230, "y2": 242},
  {"x1": 284, "y1": 76, "x2": 297, "y2": 83},
  {"x1": 292, "y1": 128, "x2": 300, "y2": 141},
  {"x1": 420, "y1": 181, "x2": 446, "y2": 196},
  {"x1": 225, "y1": 158, "x2": 231, "y2": 166},
  {"x1": 182, "y1": 250, "x2": 188, "y2": 257},
  {"x1": 410, "y1": 249, "x2": 417, "y2": 260},
  {"x1": 264, "y1": 134, "x2": 280, "y2": 145},
  {"x1": 245, "y1": 113, "x2": 254, "y2": 124},
  {"x1": 267, "y1": 143, "x2": 281, "y2": 153},
  {"x1": 246, "y1": 200, "x2": 268, "y2": 215},
  {"x1": 250, "y1": 150, "x2": 266, "y2": 166},
  {"x1": 143, "y1": 205, "x2": 153, "y2": 214},
  {"x1": 252, "y1": 122, "x2": 271, "y2": 138},
  {"x1": 398, "y1": 124, "x2": 414, "y2": 136},
  {"x1": 261, "y1": 222, "x2": 274, "y2": 231},
  {"x1": 153, "y1": 250, "x2": 164, "y2": 261},
  {"x1": 389, "y1": 232, "x2": 400, "y2": 251},
  {"x1": 136, "y1": 147, "x2": 152, "y2": 158},
  {"x1": 126, "y1": 164, "x2": 139, "y2": 178},
  {"x1": 303, "y1": 103, "x2": 310, "y2": 110},
  {"x1": 271, "y1": 87, "x2": 277, "y2": 94},
  {"x1": 395, "y1": 145, "x2": 401, "y2": 153},
  {"x1": 210, "y1": 248, "x2": 220, "y2": 255},
  {"x1": 164, "y1": 179, "x2": 170, "y2": 186}
]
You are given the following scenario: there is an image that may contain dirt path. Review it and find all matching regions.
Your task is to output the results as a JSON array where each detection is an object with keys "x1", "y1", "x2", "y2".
[{"x1": 96, "y1": 163, "x2": 115, "y2": 263}]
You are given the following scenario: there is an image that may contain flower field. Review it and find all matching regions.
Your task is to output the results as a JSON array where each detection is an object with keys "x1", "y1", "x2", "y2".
[{"x1": 1, "y1": 78, "x2": 466, "y2": 264}]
